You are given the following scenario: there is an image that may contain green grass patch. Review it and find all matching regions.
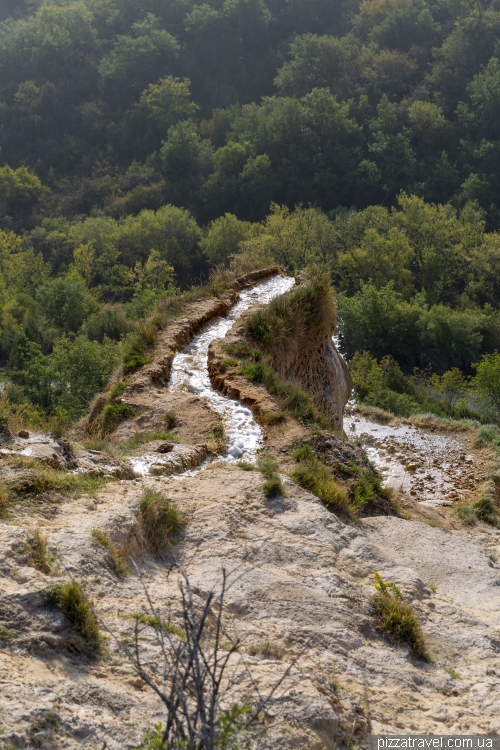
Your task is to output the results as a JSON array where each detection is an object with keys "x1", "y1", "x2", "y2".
[
  {"x1": 238, "y1": 359, "x2": 328, "y2": 427},
  {"x1": 91, "y1": 529, "x2": 129, "y2": 576},
  {"x1": 135, "y1": 488, "x2": 187, "y2": 556},
  {"x1": 291, "y1": 444, "x2": 351, "y2": 515},
  {"x1": 109, "y1": 381, "x2": 127, "y2": 400},
  {"x1": 120, "y1": 430, "x2": 180, "y2": 452},
  {"x1": 103, "y1": 401, "x2": 136, "y2": 426},
  {"x1": 257, "y1": 452, "x2": 285, "y2": 498},
  {"x1": 129, "y1": 613, "x2": 186, "y2": 639},
  {"x1": 222, "y1": 358, "x2": 239, "y2": 367},
  {"x1": 456, "y1": 480, "x2": 500, "y2": 528},
  {"x1": 237, "y1": 461, "x2": 256, "y2": 471},
  {"x1": 45, "y1": 581, "x2": 102, "y2": 654},
  {"x1": 1, "y1": 466, "x2": 111, "y2": 517},
  {"x1": 372, "y1": 572, "x2": 428, "y2": 661}
]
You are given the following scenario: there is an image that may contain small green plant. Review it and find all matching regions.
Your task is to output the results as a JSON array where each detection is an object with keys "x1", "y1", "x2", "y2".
[
  {"x1": 207, "y1": 422, "x2": 226, "y2": 454},
  {"x1": 26, "y1": 529, "x2": 56, "y2": 574},
  {"x1": 103, "y1": 400, "x2": 136, "y2": 426},
  {"x1": 291, "y1": 444, "x2": 351, "y2": 515},
  {"x1": 372, "y1": 572, "x2": 428, "y2": 661},
  {"x1": 257, "y1": 452, "x2": 284, "y2": 498},
  {"x1": 135, "y1": 488, "x2": 187, "y2": 555},
  {"x1": 163, "y1": 412, "x2": 177, "y2": 429},
  {"x1": 247, "y1": 640, "x2": 285, "y2": 659},
  {"x1": 222, "y1": 358, "x2": 239, "y2": 367},
  {"x1": 109, "y1": 381, "x2": 127, "y2": 400},
  {"x1": 445, "y1": 667, "x2": 462, "y2": 679},
  {"x1": 237, "y1": 461, "x2": 256, "y2": 471},
  {"x1": 129, "y1": 613, "x2": 185, "y2": 639},
  {"x1": 91, "y1": 529, "x2": 129, "y2": 576},
  {"x1": 429, "y1": 582, "x2": 438, "y2": 593},
  {"x1": 0, "y1": 625, "x2": 17, "y2": 640},
  {"x1": 45, "y1": 581, "x2": 102, "y2": 653},
  {"x1": 134, "y1": 706, "x2": 250, "y2": 750},
  {"x1": 120, "y1": 431, "x2": 179, "y2": 452}
]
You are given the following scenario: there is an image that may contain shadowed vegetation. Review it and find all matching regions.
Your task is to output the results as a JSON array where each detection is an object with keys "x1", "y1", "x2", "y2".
[{"x1": 45, "y1": 582, "x2": 103, "y2": 654}]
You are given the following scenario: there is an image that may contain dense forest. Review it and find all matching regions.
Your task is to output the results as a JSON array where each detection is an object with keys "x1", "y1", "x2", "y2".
[{"x1": 1, "y1": 0, "x2": 500, "y2": 424}]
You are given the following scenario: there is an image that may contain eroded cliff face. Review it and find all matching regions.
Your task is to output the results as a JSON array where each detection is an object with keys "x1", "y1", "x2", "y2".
[{"x1": 271, "y1": 272, "x2": 352, "y2": 431}]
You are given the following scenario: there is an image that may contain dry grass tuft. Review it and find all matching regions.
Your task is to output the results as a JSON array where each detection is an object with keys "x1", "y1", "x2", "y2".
[
  {"x1": 91, "y1": 528, "x2": 130, "y2": 576},
  {"x1": 26, "y1": 529, "x2": 56, "y2": 574},
  {"x1": 132, "y1": 487, "x2": 187, "y2": 556},
  {"x1": 45, "y1": 581, "x2": 102, "y2": 654}
]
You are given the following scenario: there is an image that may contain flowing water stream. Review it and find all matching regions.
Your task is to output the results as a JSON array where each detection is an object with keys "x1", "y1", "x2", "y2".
[{"x1": 129, "y1": 274, "x2": 295, "y2": 476}]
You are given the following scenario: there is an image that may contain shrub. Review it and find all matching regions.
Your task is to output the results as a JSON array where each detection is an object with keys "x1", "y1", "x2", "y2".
[
  {"x1": 207, "y1": 422, "x2": 226, "y2": 454},
  {"x1": 102, "y1": 401, "x2": 136, "y2": 426},
  {"x1": 257, "y1": 452, "x2": 284, "y2": 498},
  {"x1": 26, "y1": 529, "x2": 56, "y2": 574},
  {"x1": 291, "y1": 444, "x2": 351, "y2": 515},
  {"x1": 163, "y1": 411, "x2": 176, "y2": 429},
  {"x1": 45, "y1": 582, "x2": 102, "y2": 653},
  {"x1": 135, "y1": 488, "x2": 187, "y2": 555},
  {"x1": 372, "y1": 572, "x2": 428, "y2": 661},
  {"x1": 91, "y1": 529, "x2": 129, "y2": 576}
]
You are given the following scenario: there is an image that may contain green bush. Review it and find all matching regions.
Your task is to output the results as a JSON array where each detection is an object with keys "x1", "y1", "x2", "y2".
[
  {"x1": 291, "y1": 444, "x2": 351, "y2": 515},
  {"x1": 372, "y1": 573, "x2": 428, "y2": 661},
  {"x1": 136, "y1": 488, "x2": 187, "y2": 555},
  {"x1": 45, "y1": 582, "x2": 102, "y2": 653}
]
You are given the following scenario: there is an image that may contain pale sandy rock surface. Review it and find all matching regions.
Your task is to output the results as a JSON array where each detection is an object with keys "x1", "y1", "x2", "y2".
[{"x1": 0, "y1": 466, "x2": 499, "y2": 748}]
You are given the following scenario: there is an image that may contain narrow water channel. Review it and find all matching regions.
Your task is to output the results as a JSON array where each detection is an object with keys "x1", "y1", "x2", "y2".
[{"x1": 128, "y1": 275, "x2": 295, "y2": 477}]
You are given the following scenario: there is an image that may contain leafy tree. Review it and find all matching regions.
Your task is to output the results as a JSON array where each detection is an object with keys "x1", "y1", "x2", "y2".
[{"x1": 471, "y1": 352, "x2": 500, "y2": 423}]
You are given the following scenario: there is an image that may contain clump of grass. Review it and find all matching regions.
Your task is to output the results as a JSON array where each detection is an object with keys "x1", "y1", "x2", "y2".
[
  {"x1": 257, "y1": 452, "x2": 284, "y2": 498},
  {"x1": 0, "y1": 624, "x2": 17, "y2": 640},
  {"x1": 223, "y1": 342, "x2": 260, "y2": 359},
  {"x1": 120, "y1": 430, "x2": 180, "y2": 453},
  {"x1": 82, "y1": 438, "x2": 119, "y2": 456},
  {"x1": 103, "y1": 401, "x2": 136, "y2": 427},
  {"x1": 26, "y1": 529, "x2": 56, "y2": 574},
  {"x1": 247, "y1": 640, "x2": 285, "y2": 659},
  {"x1": 291, "y1": 444, "x2": 351, "y2": 515},
  {"x1": 473, "y1": 424, "x2": 500, "y2": 448},
  {"x1": 238, "y1": 359, "x2": 327, "y2": 427},
  {"x1": 207, "y1": 422, "x2": 226, "y2": 454},
  {"x1": 237, "y1": 461, "x2": 256, "y2": 471},
  {"x1": 91, "y1": 529, "x2": 129, "y2": 576},
  {"x1": 164, "y1": 412, "x2": 177, "y2": 429},
  {"x1": 456, "y1": 480, "x2": 500, "y2": 528},
  {"x1": 256, "y1": 410, "x2": 286, "y2": 425},
  {"x1": 246, "y1": 268, "x2": 335, "y2": 354},
  {"x1": 222, "y1": 358, "x2": 239, "y2": 367},
  {"x1": 45, "y1": 581, "x2": 102, "y2": 654},
  {"x1": 135, "y1": 488, "x2": 187, "y2": 556},
  {"x1": 0, "y1": 467, "x2": 110, "y2": 518},
  {"x1": 109, "y1": 381, "x2": 127, "y2": 400},
  {"x1": 122, "y1": 322, "x2": 156, "y2": 374},
  {"x1": 372, "y1": 572, "x2": 428, "y2": 661},
  {"x1": 129, "y1": 613, "x2": 185, "y2": 639},
  {"x1": 445, "y1": 667, "x2": 462, "y2": 679}
]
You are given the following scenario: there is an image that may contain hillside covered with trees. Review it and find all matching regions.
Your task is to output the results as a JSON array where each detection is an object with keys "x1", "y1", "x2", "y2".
[{"x1": 1, "y1": 0, "x2": 500, "y2": 424}]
